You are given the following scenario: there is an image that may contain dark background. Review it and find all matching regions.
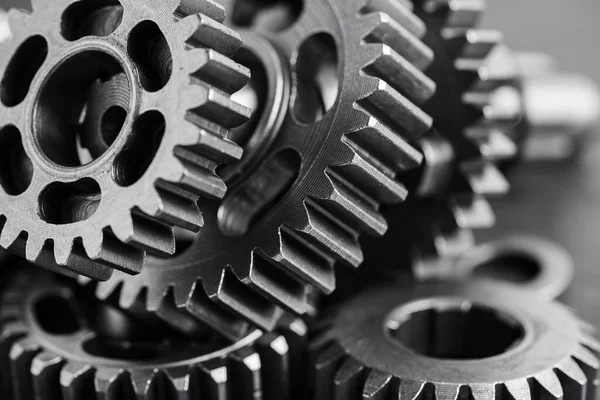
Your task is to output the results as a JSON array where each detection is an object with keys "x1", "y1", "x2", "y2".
[{"x1": 2, "y1": 0, "x2": 599, "y2": 322}]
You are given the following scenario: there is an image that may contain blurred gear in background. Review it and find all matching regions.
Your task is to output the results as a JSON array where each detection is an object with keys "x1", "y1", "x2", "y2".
[
  {"x1": 308, "y1": 281, "x2": 600, "y2": 400},
  {"x1": 0, "y1": 0, "x2": 250, "y2": 279},
  {"x1": 91, "y1": 0, "x2": 436, "y2": 339}
]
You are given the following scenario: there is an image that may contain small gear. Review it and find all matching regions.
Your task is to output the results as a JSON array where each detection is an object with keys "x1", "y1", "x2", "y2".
[
  {"x1": 362, "y1": 0, "x2": 522, "y2": 277},
  {"x1": 0, "y1": 0, "x2": 250, "y2": 279},
  {"x1": 93, "y1": 0, "x2": 436, "y2": 339},
  {"x1": 308, "y1": 280, "x2": 600, "y2": 400},
  {"x1": 0, "y1": 264, "x2": 307, "y2": 400}
]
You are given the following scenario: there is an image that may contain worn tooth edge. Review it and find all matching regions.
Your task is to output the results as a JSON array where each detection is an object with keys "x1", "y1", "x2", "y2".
[
  {"x1": 303, "y1": 199, "x2": 364, "y2": 267},
  {"x1": 174, "y1": 0, "x2": 227, "y2": 23},
  {"x1": 278, "y1": 226, "x2": 336, "y2": 294},
  {"x1": 361, "y1": 0, "x2": 426, "y2": 38},
  {"x1": 183, "y1": 13, "x2": 243, "y2": 57},
  {"x1": 363, "y1": 44, "x2": 437, "y2": 104},
  {"x1": 364, "y1": 12, "x2": 434, "y2": 70}
]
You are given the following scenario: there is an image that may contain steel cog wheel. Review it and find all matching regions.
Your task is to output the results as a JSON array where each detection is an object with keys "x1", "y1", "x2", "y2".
[
  {"x1": 0, "y1": 0, "x2": 250, "y2": 279},
  {"x1": 308, "y1": 280, "x2": 600, "y2": 400},
  {"x1": 0, "y1": 264, "x2": 307, "y2": 400},
  {"x1": 94, "y1": 0, "x2": 435, "y2": 339}
]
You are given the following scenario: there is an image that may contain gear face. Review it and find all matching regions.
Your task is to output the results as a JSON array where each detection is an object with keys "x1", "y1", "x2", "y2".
[
  {"x1": 0, "y1": 0, "x2": 250, "y2": 279},
  {"x1": 308, "y1": 280, "x2": 600, "y2": 400},
  {"x1": 94, "y1": 0, "x2": 435, "y2": 339},
  {"x1": 0, "y1": 265, "x2": 307, "y2": 400}
]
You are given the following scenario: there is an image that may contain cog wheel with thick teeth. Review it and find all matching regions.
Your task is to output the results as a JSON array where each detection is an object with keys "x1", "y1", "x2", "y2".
[
  {"x1": 93, "y1": 0, "x2": 435, "y2": 339},
  {"x1": 0, "y1": 0, "x2": 250, "y2": 280},
  {"x1": 308, "y1": 280, "x2": 600, "y2": 400},
  {"x1": 360, "y1": 0, "x2": 522, "y2": 281},
  {"x1": 0, "y1": 264, "x2": 307, "y2": 400}
]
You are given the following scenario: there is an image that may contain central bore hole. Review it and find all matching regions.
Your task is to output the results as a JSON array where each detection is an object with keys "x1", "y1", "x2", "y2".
[
  {"x1": 387, "y1": 302, "x2": 525, "y2": 360},
  {"x1": 472, "y1": 254, "x2": 541, "y2": 284},
  {"x1": 34, "y1": 50, "x2": 130, "y2": 167}
]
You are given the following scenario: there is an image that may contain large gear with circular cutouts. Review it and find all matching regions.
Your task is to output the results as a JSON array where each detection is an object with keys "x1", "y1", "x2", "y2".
[
  {"x1": 308, "y1": 280, "x2": 600, "y2": 400},
  {"x1": 0, "y1": 0, "x2": 251, "y2": 280},
  {"x1": 92, "y1": 0, "x2": 436, "y2": 339},
  {"x1": 0, "y1": 264, "x2": 307, "y2": 400}
]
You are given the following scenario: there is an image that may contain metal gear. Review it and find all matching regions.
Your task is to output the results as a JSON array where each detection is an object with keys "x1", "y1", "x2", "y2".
[
  {"x1": 93, "y1": 0, "x2": 436, "y2": 339},
  {"x1": 0, "y1": 0, "x2": 250, "y2": 280},
  {"x1": 0, "y1": 265, "x2": 307, "y2": 400},
  {"x1": 308, "y1": 280, "x2": 600, "y2": 400}
]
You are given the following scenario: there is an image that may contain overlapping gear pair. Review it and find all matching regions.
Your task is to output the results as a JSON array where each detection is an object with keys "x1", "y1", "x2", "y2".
[{"x1": 0, "y1": 0, "x2": 599, "y2": 399}]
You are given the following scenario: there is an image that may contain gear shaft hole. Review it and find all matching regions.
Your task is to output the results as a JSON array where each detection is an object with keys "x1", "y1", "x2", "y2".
[
  {"x1": 387, "y1": 302, "x2": 525, "y2": 360},
  {"x1": 230, "y1": 0, "x2": 303, "y2": 32},
  {"x1": 0, "y1": 125, "x2": 33, "y2": 195},
  {"x1": 128, "y1": 20, "x2": 172, "y2": 92},
  {"x1": 1, "y1": 34, "x2": 47, "y2": 107},
  {"x1": 472, "y1": 255, "x2": 541, "y2": 284},
  {"x1": 293, "y1": 32, "x2": 339, "y2": 124},
  {"x1": 61, "y1": 0, "x2": 123, "y2": 41},
  {"x1": 34, "y1": 294, "x2": 82, "y2": 335},
  {"x1": 39, "y1": 179, "x2": 101, "y2": 225}
]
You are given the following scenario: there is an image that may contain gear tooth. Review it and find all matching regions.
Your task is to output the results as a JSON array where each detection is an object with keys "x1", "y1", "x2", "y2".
[
  {"x1": 363, "y1": 369, "x2": 396, "y2": 400},
  {"x1": 60, "y1": 362, "x2": 96, "y2": 400},
  {"x1": 473, "y1": 130, "x2": 518, "y2": 162},
  {"x1": 133, "y1": 370, "x2": 177, "y2": 399},
  {"x1": 400, "y1": 379, "x2": 428, "y2": 400},
  {"x1": 228, "y1": 347, "x2": 263, "y2": 399},
  {"x1": 189, "y1": 48, "x2": 251, "y2": 94},
  {"x1": 357, "y1": 80, "x2": 433, "y2": 142},
  {"x1": 321, "y1": 174, "x2": 388, "y2": 236},
  {"x1": 279, "y1": 226, "x2": 336, "y2": 295},
  {"x1": 84, "y1": 231, "x2": 144, "y2": 276},
  {"x1": 361, "y1": 0, "x2": 426, "y2": 37},
  {"x1": 450, "y1": 196, "x2": 495, "y2": 229},
  {"x1": 434, "y1": 383, "x2": 461, "y2": 400},
  {"x1": 154, "y1": 184, "x2": 204, "y2": 232},
  {"x1": 9, "y1": 336, "x2": 42, "y2": 400},
  {"x1": 0, "y1": 222, "x2": 22, "y2": 252},
  {"x1": 556, "y1": 358, "x2": 588, "y2": 400},
  {"x1": 174, "y1": 156, "x2": 228, "y2": 199},
  {"x1": 333, "y1": 356, "x2": 368, "y2": 399},
  {"x1": 174, "y1": 0, "x2": 226, "y2": 22},
  {"x1": 504, "y1": 379, "x2": 532, "y2": 400},
  {"x1": 194, "y1": 360, "x2": 229, "y2": 400},
  {"x1": 215, "y1": 268, "x2": 283, "y2": 332},
  {"x1": 304, "y1": 200, "x2": 364, "y2": 267},
  {"x1": 461, "y1": 163, "x2": 510, "y2": 196},
  {"x1": 331, "y1": 154, "x2": 409, "y2": 204},
  {"x1": 470, "y1": 384, "x2": 496, "y2": 400},
  {"x1": 362, "y1": 44, "x2": 436, "y2": 104},
  {"x1": 580, "y1": 332, "x2": 600, "y2": 354},
  {"x1": 463, "y1": 86, "x2": 522, "y2": 123},
  {"x1": 94, "y1": 278, "x2": 123, "y2": 302},
  {"x1": 112, "y1": 211, "x2": 176, "y2": 258},
  {"x1": 31, "y1": 351, "x2": 65, "y2": 400},
  {"x1": 444, "y1": 29, "x2": 503, "y2": 60},
  {"x1": 425, "y1": 0, "x2": 486, "y2": 28},
  {"x1": 180, "y1": 123, "x2": 244, "y2": 164},
  {"x1": 573, "y1": 345, "x2": 600, "y2": 370},
  {"x1": 188, "y1": 83, "x2": 251, "y2": 128},
  {"x1": 310, "y1": 342, "x2": 348, "y2": 400},
  {"x1": 247, "y1": 250, "x2": 311, "y2": 315},
  {"x1": 364, "y1": 12, "x2": 434, "y2": 69},
  {"x1": 95, "y1": 369, "x2": 135, "y2": 399},
  {"x1": 25, "y1": 235, "x2": 45, "y2": 262},
  {"x1": 533, "y1": 371, "x2": 564, "y2": 400},
  {"x1": 431, "y1": 225, "x2": 476, "y2": 258},
  {"x1": 256, "y1": 333, "x2": 291, "y2": 398},
  {"x1": 154, "y1": 285, "x2": 208, "y2": 337},
  {"x1": 182, "y1": 13, "x2": 243, "y2": 57}
]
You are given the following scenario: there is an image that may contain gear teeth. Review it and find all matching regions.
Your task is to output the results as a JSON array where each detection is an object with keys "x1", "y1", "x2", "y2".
[
  {"x1": 182, "y1": 13, "x2": 244, "y2": 57},
  {"x1": 175, "y1": 0, "x2": 227, "y2": 23},
  {"x1": 451, "y1": 195, "x2": 495, "y2": 229},
  {"x1": 154, "y1": 184, "x2": 203, "y2": 232},
  {"x1": 362, "y1": 369, "x2": 395, "y2": 399},
  {"x1": 181, "y1": 121, "x2": 244, "y2": 164},
  {"x1": 60, "y1": 362, "x2": 96, "y2": 399},
  {"x1": 504, "y1": 380, "x2": 532, "y2": 400},
  {"x1": 401, "y1": 379, "x2": 428, "y2": 400},
  {"x1": 31, "y1": 350, "x2": 65, "y2": 400},
  {"x1": 533, "y1": 371, "x2": 564, "y2": 400},
  {"x1": 95, "y1": 369, "x2": 135, "y2": 399},
  {"x1": 256, "y1": 333, "x2": 291, "y2": 398},
  {"x1": 310, "y1": 342, "x2": 348, "y2": 400},
  {"x1": 425, "y1": 0, "x2": 486, "y2": 28},
  {"x1": 434, "y1": 383, "x2": 461, "y2": 400},
  {"x1": 364, "y1": 12, "x2": 434, "y2": 70},
  {"x1": 189, "y1": 48, "x2": 251, "y2": 94},
  {"x1": 9, "y1": 336, "x2": 42, "y2": 400},
  {"x1": 174, "y1": 157, "x2": 228, "y2": 199},
  {"x1": 556, "y1": 358, "x2": 588, "y2": 400},
  {"x1": 444, "y1": 29, "x2": 503, "y2": 60},
  {"x1": 229, "y1": 348, "x2": 263, "y2": 400},
  {"x1": 573, "y1": 344, "x2": 600, "y2": 371},
  {"x1": 279, "y1": 226, "x2": 336, "y2": 295},
  {"x1": 304, "y1": 200, "x2": 363, "y2": 267},
  {"x1": 188, "y1": 84, "x2": 252, "y2": 128},
  {"x1": 432, "y1": 225, "x2": 476, "y2": 258},
  {"x1": 113, "y1": 211, "x2": 176, "y2": 257},
  {"x1": 362, "y1": 0, "x2": 427, "y2": 38},
  {"x1": 460, "y1": 163, "x2": 510, "y2": 196},
  {"x1": 333, "y1": 356, "x2": 368, "y2": 399},
  {"x1": 214, "y1": 268, "x2": 283, "y2": 332},
  {"x1": 473, "y1": 130, "x2": 518, "y2": 161}
]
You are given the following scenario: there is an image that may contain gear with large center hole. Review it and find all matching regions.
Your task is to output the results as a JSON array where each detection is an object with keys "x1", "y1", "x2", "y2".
[
  {"x1": 0, "y1": 263, "x2": 307, "y2": 400},
  {"x1": 308, "y1": 280, "x2": 600, "y2": 400},
  {"x1": 0, "y1": 0, "x2": 251, "y2": 280},
  {"x1": 92, "y1": 0, "x2": 436, "y2": 339}
]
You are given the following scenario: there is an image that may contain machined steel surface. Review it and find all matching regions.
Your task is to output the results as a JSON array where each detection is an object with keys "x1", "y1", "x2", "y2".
[
  {"x1": 0, "y1": 264, "x2": 307, "y2": 400},
  {"x1": 309, "y1": 280, "x2": 600, "y2": 400},
  {"x1": 0, "y1": 0, "x2": 250, "y2": 280},
  {"x1": 91, "y1": 0, "x2": 436, "y2": 339}
]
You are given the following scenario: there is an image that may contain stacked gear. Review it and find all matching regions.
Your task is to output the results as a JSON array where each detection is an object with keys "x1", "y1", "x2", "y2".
[{"x1": 0, "y1": 0, "x2": 599, "y2": 400}]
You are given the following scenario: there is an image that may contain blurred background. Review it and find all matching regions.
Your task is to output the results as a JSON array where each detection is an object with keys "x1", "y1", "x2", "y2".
[{"x1": 1, "y1": 0, "x2": 599, "y2": 322}]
